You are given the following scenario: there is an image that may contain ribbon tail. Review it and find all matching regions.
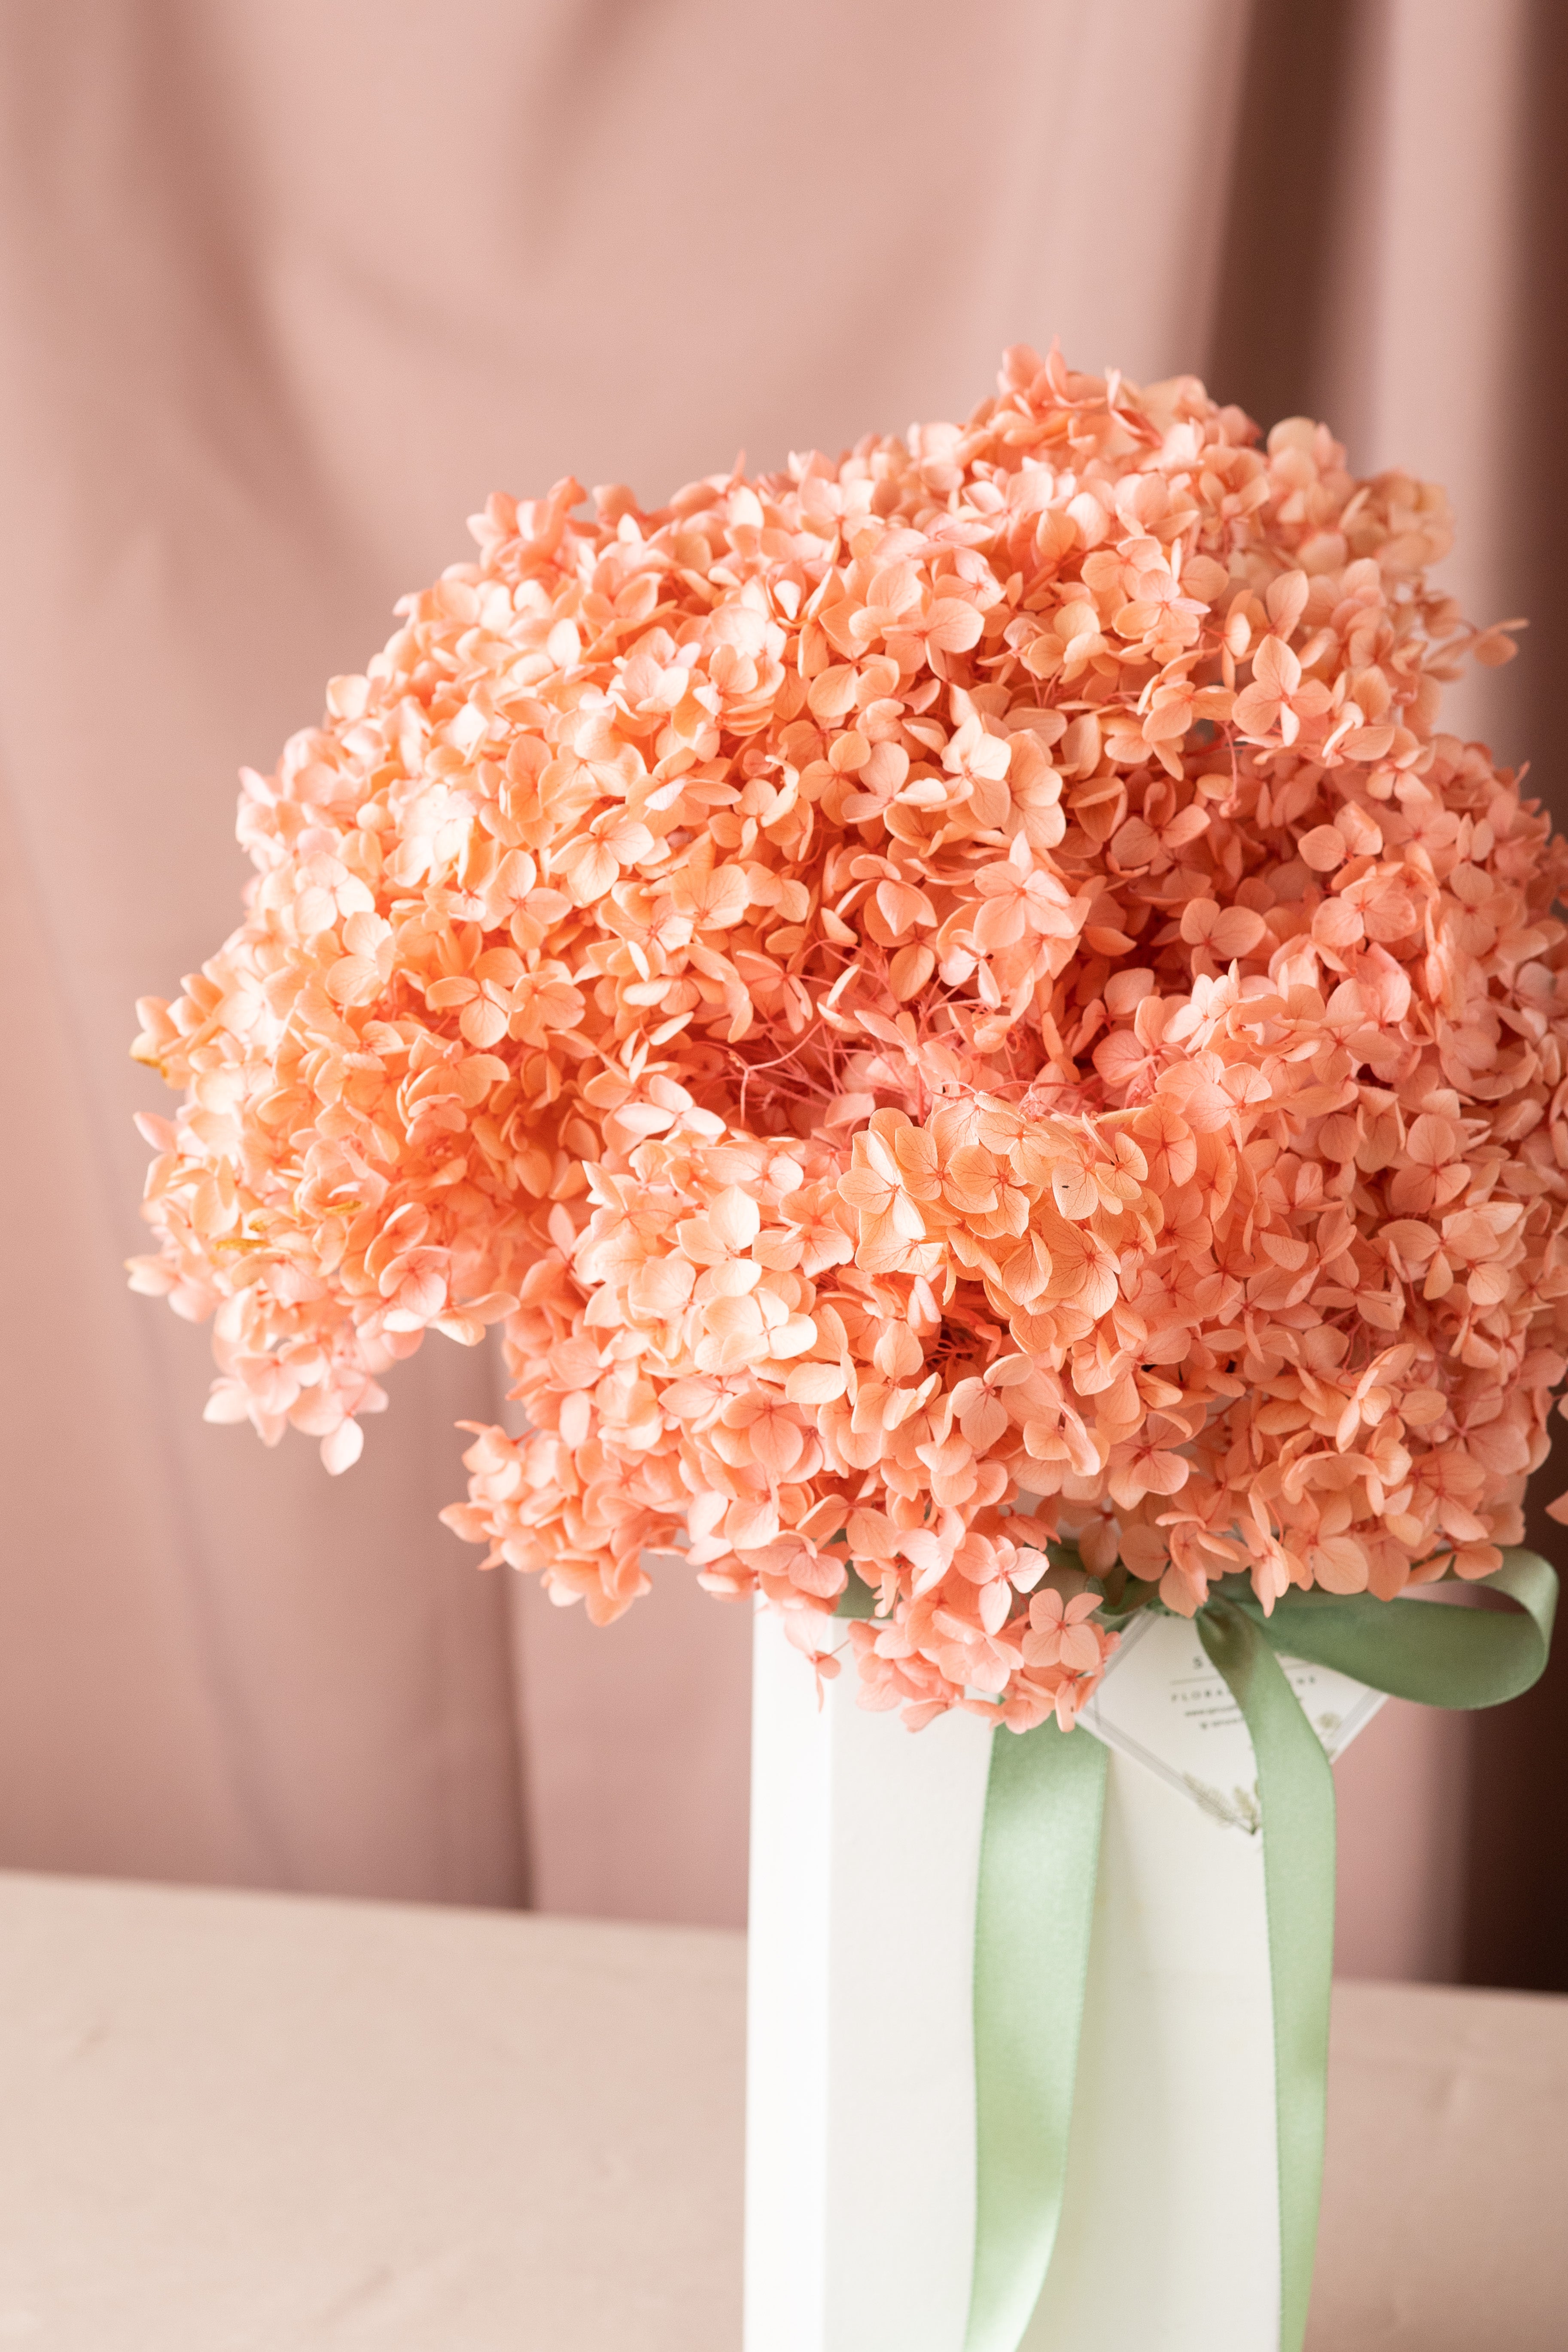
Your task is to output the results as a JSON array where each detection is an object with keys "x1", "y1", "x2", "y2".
[
  {"x1": 1242, "y1": 1548, "x2": 1558, "y2": 1709},
  {"x1": 963, "y1": 1718, "x2": 1107, "y2": 2352},
  {"x1": 1199, "y1": 1599, "x2": 1336, "y2": 2352}
]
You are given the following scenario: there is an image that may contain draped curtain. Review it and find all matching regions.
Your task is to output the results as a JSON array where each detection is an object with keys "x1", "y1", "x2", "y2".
[{"x1": 0, "y1": 0, "x2": 1560, "y2": 1985}]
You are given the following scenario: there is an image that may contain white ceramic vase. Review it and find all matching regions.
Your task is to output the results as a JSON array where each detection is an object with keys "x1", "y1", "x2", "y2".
[{"x1": 743, "y1": 1604, "x2": 1379, "y2": 2352}]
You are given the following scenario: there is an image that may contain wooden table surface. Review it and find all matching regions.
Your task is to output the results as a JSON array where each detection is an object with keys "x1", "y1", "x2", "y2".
[{"x1": 0, "y1": 1871, "x2": 1559, "y2": 2349}]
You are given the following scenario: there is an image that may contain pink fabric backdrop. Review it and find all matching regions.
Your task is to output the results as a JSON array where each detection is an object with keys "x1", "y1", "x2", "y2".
[{"x1": 0, "y1": 0, "x2": 1552, "y2": 1974}]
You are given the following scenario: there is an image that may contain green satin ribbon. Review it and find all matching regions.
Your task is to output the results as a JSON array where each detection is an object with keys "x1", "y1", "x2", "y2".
[
  {"x1": 962, "y1": 1719, "x2": 1106, "y2": 2352},
  {"x1": 1195, "y1": 1596, "x2": 1335, "y2": 2352},
  {"x1": 956, "y1": 1549, "x2": 1558, "y2": 2352}
]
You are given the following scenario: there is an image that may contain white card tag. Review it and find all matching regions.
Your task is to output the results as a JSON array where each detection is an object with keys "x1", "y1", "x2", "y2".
[{"x1": 1076, "y1": 1610, "x2": 1385, "y2": 1834}]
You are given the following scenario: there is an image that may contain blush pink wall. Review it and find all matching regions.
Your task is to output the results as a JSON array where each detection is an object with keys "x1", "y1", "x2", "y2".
[{"x1": 0, "y1": 0, "x2": 1556, "y2": 1979}]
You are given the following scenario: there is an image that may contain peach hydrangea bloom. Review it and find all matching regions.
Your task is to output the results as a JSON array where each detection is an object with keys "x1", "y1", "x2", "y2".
[{"x1": 132, "y1": 347, "x2": 1568, "y2": 1732}]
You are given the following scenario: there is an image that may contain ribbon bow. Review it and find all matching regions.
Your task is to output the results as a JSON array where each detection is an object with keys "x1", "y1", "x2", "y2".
[
  {"x1": 957, "y1": 1549, "x2": 1558, "y2": 2352},
  {"x1": 837, "y1": 1548, "x2": 1558, "y2": 2349}
]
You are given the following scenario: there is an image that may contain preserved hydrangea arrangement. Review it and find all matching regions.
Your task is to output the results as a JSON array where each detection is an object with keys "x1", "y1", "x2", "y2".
[{"x1": 132, "y1": 346, "x2": 1568, "y2": 1733}]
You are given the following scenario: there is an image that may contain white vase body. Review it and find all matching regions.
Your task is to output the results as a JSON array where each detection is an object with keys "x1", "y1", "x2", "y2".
[{"x1": 743, "y1": 1606, "x2": 1306, "y2": 2352}]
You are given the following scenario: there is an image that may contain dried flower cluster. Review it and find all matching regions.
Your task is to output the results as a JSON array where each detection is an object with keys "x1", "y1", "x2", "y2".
[{"x1": 133, "y1": 347, "x2": 1568, "y2": 1731}]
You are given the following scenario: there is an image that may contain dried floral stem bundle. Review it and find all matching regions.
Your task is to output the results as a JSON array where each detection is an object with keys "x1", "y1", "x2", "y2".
[{"x1": 133, "y1": 348, "x2": 1567, "y2": 1731}]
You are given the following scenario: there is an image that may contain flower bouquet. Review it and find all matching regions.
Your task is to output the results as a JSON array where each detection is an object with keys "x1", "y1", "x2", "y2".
[{"x1": 132, "y1": 348, "x2": 1558, "y2": 2349}]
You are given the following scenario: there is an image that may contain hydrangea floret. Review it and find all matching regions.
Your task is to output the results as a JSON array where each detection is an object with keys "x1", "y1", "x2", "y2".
[{"x1": 132, "y1": 347, "x2": 1568, "y2": 1732}]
